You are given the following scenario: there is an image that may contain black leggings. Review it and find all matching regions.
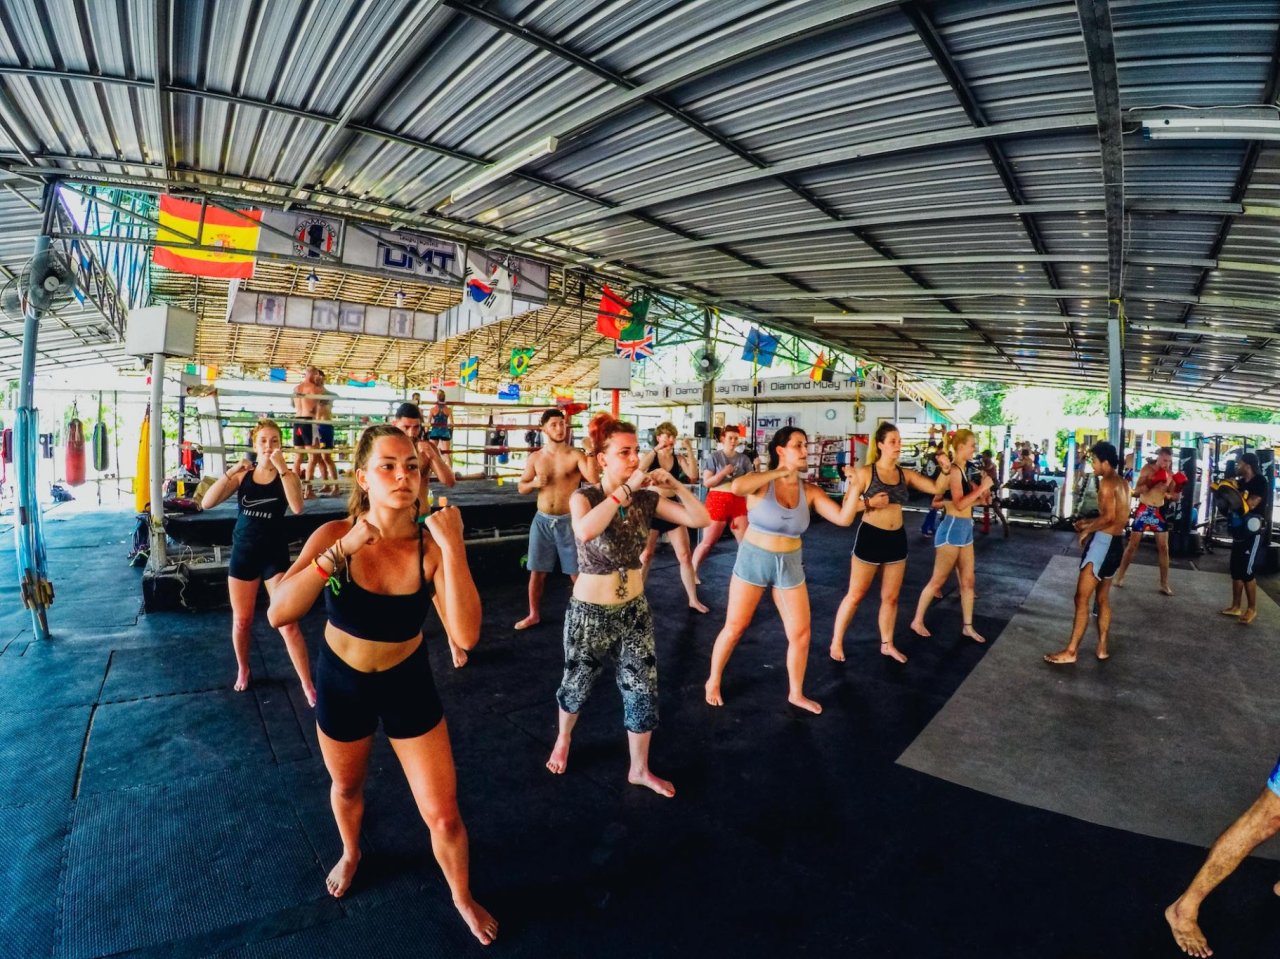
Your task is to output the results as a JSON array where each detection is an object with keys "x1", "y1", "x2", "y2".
[{"x1": 315, "y1": 639, "x2": 444, "y2": 742}]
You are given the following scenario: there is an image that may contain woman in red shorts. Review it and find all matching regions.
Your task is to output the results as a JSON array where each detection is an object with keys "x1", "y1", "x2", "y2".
[{"x1": 691, "y1": 426, "x2": 757, "y2": 577}]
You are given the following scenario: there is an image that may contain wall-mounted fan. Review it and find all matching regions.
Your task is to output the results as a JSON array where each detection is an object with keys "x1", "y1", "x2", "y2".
[{"x1": 691, "y1": 345, "x2": 724, "y2": 381}]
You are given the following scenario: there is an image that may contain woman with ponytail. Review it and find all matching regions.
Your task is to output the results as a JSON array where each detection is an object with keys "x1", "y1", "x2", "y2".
[
  {"x1": 830, "y1": 421, "x2": 944, "y2": 664},
  {"x1": 704, "y1": 427, "x2": 860, "y2": 713},
  {"x1": 200, "y1": 418, "x2": 314, "y2": 702},
  {"x1": 546, "y1": 412, "x2": 710, "y2": 797},
  {"x1": 908, "y1": 429, "x2": 993, "y2": 643},
  {"x1": 267, "y1": 425, "x2": 496, "y2": 945}
]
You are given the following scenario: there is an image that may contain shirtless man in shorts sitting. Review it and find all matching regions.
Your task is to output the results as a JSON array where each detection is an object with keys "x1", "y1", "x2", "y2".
[
  {"x1": 1044, "y1": 441, "x2": 1130, "y2": 664},
  {"x1": 1114, "y1": 446, "x2": 1181, "y2": 595}
]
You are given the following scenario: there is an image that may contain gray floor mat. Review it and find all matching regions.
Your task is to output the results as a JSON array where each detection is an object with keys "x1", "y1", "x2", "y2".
[
  {"x1": 898, "y1": 555, "x2": 1280, "y2": 858},
  {"x1": 0, "y1": 800, "x2": 71, "y2": 959},
  {"x1": 0, "y1": 706, "x2": 91, "y2": 807}
]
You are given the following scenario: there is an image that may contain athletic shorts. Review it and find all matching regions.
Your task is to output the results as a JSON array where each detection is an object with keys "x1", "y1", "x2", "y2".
[
  {"x1": 427, "y1": 427, "x2": 452, "y2": 441},
  {"x1": 852, "y1": 522, "x2": 908, "y2": 565},
  {"x1": 1267, "y1": 755, "x2": 1280, "y2": 798},
  {"x1": 732, "y1": 539, "x2": 805, "y2": 589},
  {"x1": 1080, "y1": 531, "x2": 1125, "y2": 581},
  {"x1": 1131, "y1": 503, "x2": 1166, "y2": 533},
  {"x1": 706, "y1": 489, "x2": 748, "y2": 522},
  {"x1": 229, "y1": 535, "x2": 291, "y2": 581},
  {"x1": 935, "y1": 515, "x2": 975, "y2": 548},
  {"x1": 1231, "y1": 531, "x2": 1263, "y2": 583},
  {"x1": 315, "y1": 639, "x2": 444, "y2": 742},
  {"x1": 315, "y1": 423, "x2": 334, "y2": 450},
  {"x1": 528, "y1": 510, "x2": 578, "y2": 575},
  {"x1": 291, "y1": 422, "x2": 313, "y2": 448}
]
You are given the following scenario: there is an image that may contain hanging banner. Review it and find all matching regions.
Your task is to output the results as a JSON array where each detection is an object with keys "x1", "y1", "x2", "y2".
[
  {"x1": 343, "y1": 225, "x2": 463, "y2": 282},
  {"x1": 225, "y1": 289, "x2": 436, "y2": 341},
  {"x1": 468, "y1": 248, "x2": 550, "y2": 304},
  {"x1": 258, "y1": 210, "x2": 344, "y2": 260},
  {"x1": 153, "y1": 196, "x2": 260, "y2": 279}
]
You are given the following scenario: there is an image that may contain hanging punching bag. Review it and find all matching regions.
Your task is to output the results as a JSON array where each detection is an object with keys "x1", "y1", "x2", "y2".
[
  {"x1": 92, "y1": 420, "x2": 109, "y2": 471},
  {"x1": 65, "y1": 418, "x2": 86, "y2": 486},
  {"x1": 135, "y1": 405, "x2": 151, "y2": 513}
]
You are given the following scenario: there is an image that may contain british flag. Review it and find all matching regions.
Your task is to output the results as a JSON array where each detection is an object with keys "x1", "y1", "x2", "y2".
[{"x1": 615, "y1": 325, "x2": 654, "y2": 361}]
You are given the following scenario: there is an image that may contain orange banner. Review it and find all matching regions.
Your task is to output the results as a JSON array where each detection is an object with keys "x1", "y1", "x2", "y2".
[{"x1": 152, "y1": 196, "x2": 260, "y2": 279}]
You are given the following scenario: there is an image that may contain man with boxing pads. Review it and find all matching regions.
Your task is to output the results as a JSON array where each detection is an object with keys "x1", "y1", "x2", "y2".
[
  {"x1": 1222, "y1": 451, "x2": 1269, "y2": 625},
  {"x1": 1114, "y1": 446, "x2": 1183, "y2": 595},
  {"x1": 1045, "y1": 442, "x2": 1130, "y2": 664}
]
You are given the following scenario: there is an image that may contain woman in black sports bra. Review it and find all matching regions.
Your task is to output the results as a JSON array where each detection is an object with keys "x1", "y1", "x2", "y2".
[
  {"x1": 268, "y1": 425, "x2": 496, "y2": 946},
  {"x1": 200, "y1": 418, "x2": 313, "y2": 703},
  {"x1": 638, "y1": 421, "x2": 706, "y2": 612},
  {"x1": 830, "y1": 422, "x2": 941, "y2": 665}
]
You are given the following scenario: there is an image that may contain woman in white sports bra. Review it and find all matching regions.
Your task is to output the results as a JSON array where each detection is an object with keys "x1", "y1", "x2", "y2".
[{"x1": 704, "y1": 427, "x2": 859, "y2": 713}]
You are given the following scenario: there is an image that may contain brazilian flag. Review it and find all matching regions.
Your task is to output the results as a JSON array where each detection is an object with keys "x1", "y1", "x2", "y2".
[{"x1": 510, "y1": 348, "x2": 535, "y2": 378}]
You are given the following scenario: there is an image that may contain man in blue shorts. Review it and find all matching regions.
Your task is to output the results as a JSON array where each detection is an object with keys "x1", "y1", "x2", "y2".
[{"x1": 1166, "y1": 756, "x2": 1280, "y2": 957}]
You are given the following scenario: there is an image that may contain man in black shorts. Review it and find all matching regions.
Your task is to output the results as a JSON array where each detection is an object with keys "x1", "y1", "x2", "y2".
[
  {"x1": 1045, "y1": 441, "x2": 1130, "y2": 664},
  {"x1": 1221, "y1": 451, "x2": 1269, "y2": 625}
]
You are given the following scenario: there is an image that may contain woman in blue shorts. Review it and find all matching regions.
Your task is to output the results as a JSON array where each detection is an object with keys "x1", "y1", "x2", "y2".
[{"x1": 908, "y1": 429, "x2": 994, "y2": 644}]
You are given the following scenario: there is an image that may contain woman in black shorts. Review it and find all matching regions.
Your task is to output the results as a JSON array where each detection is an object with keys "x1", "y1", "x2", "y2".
[
  {"x1": 266, "y1": 425, "x2": 494, "y2": 942},
  {"x1": 200, "y1": 418, "x2": 314, "y2": 702},
  {"x1": 830, "y1": 422, "x2": 941, "y2": 664},
  {"x1": 267, "y1": 425, "x2": 496, "y2": 945},
  {"x1": 639, "y1": 422, "x2": 706, "y2": 612}
]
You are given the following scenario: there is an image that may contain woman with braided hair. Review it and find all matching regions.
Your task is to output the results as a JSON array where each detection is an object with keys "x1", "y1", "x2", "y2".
[{"x1": 268, "y1": 424, "x2": 496, "y2": 945}]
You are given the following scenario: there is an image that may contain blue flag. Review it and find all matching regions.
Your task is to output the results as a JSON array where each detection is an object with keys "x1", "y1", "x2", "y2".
[{"x1": 742, "y1": 328, "x2": 778, "y2": 368}]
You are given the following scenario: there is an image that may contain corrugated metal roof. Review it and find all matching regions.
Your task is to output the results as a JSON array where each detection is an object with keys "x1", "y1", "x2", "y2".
[{"x1": 1, "y1": 1, "x2": 1280, "y2": 405}]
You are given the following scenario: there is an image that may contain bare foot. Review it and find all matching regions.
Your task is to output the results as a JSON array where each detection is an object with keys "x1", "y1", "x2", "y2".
[
  {"x1": 326, "y1": 852, "x2": 360, "y2": 898},
  {"x1": 546, "y1": 735, "x2": 571, "y2": 774},
  {"x1": 1240, "y1": 608, "x2": 1258, "y2": 625},
  {"x1": 450, "y1": 644, "x2": 469, "y2": 669},
  {"x1": 1043, "y1": 649, "x2": 1077, "y2": 664},
  {"x1": 962, "y1": 625, "x2": 986, "y2": 644},
  {"x1": 933, "y1": 589, "x2": 944, "y2": 600},
  {"x1": 910, "y1": 619, "x2": 931, "y2": 638},
  {"x1": 689, "y1": 600, "x2": 709, "y2": 613},
  {"x1": 829, "y1": 641, "x2": 846, "y2": 663},
  {"x1": 628, "y1": 768, "x2": 676, "y2": 798},
  {"x1": 1165, "y1": 900, "x2": 1212, "y2": 958},
  {"x1": 694, "y1": 572, "x2": 702, "y2": 585},
  {"x1": 1096, "y1": 647, "x2": 1110, "y2": 660},
  {"x1": 1158, "y1": 584, "x2": 1173, "y2": 596},
  {"x1": 705, "y1": 680, "x2": 724, "y2": 706},
  {"x1": 234, "y1": 668, "x2": 250, "y2": 692},
  {"x1": 455, "y1": 897, "x2": 498, "y2": 946},
  {"x1": 880, "y1": 642, "x2": 908, "y2": 664},
  {"x1": 303, "y1": 684, "x2": 317, "y2": 708},
  {"x1": 1113, "y1": 578, "x2": 1125, "y2": 588},
  {"x1": 1220, "y1": 607, "x2": 1242, "y2": 617},
  {"x1": 514, "y1": 614, "x2": 540, "y2": 630},
  {"x1": 788, "y1": 693, "x2": 822, "y2": 714}
]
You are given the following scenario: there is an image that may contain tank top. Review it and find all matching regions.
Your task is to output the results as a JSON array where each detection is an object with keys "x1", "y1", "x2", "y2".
[
  {"x1": 649, "y1": 448, "x2": 689, "y2": 484},
  {"x1": 325, "y1": 526, "x2": 436, "y2": 642},
  {"x1": 233, "y1": 471, "x2": 286, "y2": 543},
  {"x1": 747, "y1": 481, "x2": 810, "y2": 538},
  {"x1": 430, "y1": 404, "x2": 449, "y2": 428},
  {"x1": 574, "y1": 487, "x2": 660, "y2": 574},
  {"x1": 865, "y1": 462, "x2": 911, "y2": 505},
  {"x1": 943, "y1": 469, "x2": 974, "y2": 501}
]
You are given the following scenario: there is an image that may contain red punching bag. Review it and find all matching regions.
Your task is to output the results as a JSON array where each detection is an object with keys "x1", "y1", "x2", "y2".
[{"x1": 65, "y1": 418, "x2": 86, "y2": 486}]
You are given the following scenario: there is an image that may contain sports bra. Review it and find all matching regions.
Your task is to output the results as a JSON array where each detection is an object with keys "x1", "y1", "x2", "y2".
[
  {"x1": 649, "y1": 448, "x2": 689, "y2": 484},
  {"x1": 430, "y1": 404, "x2": 449, "y2": 427},
  {"x1": 747, "y1": 480, "x2": 810, "y2": 538},
  {"x1": 865, "y1": 463, "x2": 911, "y2": 506},
  {"x1": 943, "y1": 468, "x2": 974, "y2": 501},
  {"x1": 233, "y1": 471, "x2": 286, "y2": 540},
  {"x1": 325, "y1": 525, "x2": 435, "y2": 642}
]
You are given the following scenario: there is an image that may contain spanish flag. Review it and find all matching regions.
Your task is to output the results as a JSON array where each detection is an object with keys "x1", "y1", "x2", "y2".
[{"x1": 152, "y1": 196, "x2": 260, "y2": 279}]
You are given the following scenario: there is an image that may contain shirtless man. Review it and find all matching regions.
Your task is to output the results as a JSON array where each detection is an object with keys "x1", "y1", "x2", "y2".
[
  {"x1": 309, "y1": 370, "x2": 338, "y2": 495},
  {"x1": 291, "y1": 367, "x2": 327, "y2": 487},
  {"x1": 515, "y1": 408, "x2": 598, "y2": 630},
  {"x1": 1044, "y1": 441, "x2": 1130, "y2": 664},
  {"x1": 391, "y1": 402, "x2": 456, "y2": 489},
  {"x1": 1165, "y1": 756, "x2": 1280, "y2": 957},
  {"x1": 980, "y1": 448, "x2": 1008, "y2": 537},
  {"x1": 1114, "y1": 446, "x2": 1180, "y2": 595}
]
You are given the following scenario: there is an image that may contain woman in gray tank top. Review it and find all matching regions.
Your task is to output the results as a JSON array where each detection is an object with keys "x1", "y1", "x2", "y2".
[
  {"x1": 830, "y1": 422, "x2": 942, "y2": 665},
  {"x1": 704, "y1": 427, "x2": 860, "y2": 714}
]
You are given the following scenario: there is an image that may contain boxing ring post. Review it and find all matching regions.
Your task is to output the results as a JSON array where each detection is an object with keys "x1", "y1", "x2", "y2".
[{"x1": 147, "y1": 353, "x2": 168, "y2": 570}]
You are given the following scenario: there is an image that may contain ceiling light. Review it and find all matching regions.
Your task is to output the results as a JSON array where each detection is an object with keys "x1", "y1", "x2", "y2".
[
  {"x1": 812, "y1": 315, "x2": 904, "y2": 325},
  {"x1": 448, "y1": 136, "x2": 558, "y2": 204},
  {"x1": 306, "y1": 270, "x2": 318, "y2": 293},
  {"x1": 395, "y1": 289, "x2": 406, "y2": 308},
  {"x1": 1081, "y1": 265, "x2": 1091, "y2": 273},
  {"x1": 1141, "y1": 109, "x2": 1280, "y2": 140}
]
